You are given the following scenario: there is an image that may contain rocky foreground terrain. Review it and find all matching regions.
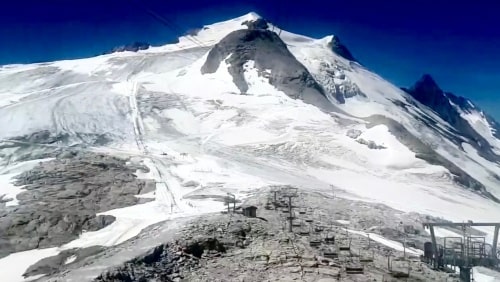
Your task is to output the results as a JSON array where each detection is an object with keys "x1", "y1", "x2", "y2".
[
  {"x1": 0, "y1": 144, "x2": 472, "y2": 281},
  {"x1": 39, "y1": 185, "x2": 464, "y2": 281},
  {"x1": 0, "y1": 150, "x2": 155, "y2": 258}
]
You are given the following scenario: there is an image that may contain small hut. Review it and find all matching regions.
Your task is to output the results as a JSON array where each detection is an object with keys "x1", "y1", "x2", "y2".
[{"x1": 242, "y1": 205, "x2": 258, "y2": 218}]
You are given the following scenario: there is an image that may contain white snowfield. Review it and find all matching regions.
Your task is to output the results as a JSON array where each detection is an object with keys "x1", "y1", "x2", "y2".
[
  {"x1": 346, "y1": 229, "x2": 423, "y2": 256},
  {"x1": 1, "y1": 12, "x2": 500, "y2": 281}
]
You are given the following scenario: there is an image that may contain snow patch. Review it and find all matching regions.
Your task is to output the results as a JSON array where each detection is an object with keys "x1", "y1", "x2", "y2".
[
  {"x1": 242, "y1": 61, "x2": 285, "y2": 97},
  {"x1": 336, "y1": 220, "x2": 350, "y2": 225},
  {"x1": 347, "y1": 229, "x2": 422, "y2": 256},
  {"x1": 424, "y1": 227, "x2": 463, "y2": 238},
  {"x1": 161, "y1": 109, "x2": 200, "y2": 135},
  {"x1": 356, "y1": 125, "x2": 421, "y2": 168},
  {"x1": 0, "y1": 247, "x2": 59, "y2": 282},
  {"x1": 473, "y1": 266, "x2": 500, "y2": 282},
  {"x1": 453, "y1": 106, "x2": 500, "y2": 155},
  {"x1": 64, "y1": 255, "x2": 77, "y2": 265}
]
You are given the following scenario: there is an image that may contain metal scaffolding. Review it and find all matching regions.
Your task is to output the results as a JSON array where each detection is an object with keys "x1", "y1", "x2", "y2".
[{"x1": 422, "y1": 221, "x2": 500, "y2": 281}]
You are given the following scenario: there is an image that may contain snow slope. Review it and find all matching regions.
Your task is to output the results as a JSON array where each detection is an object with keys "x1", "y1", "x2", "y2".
[
  {"x1": 1, "y1": 12, "x2": 500, "y2": 280},
  {"x1": 0, "y1": 248, "x2": 59, "y2": 282}
]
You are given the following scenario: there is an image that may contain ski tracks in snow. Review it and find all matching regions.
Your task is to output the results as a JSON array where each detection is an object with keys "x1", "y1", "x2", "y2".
[
  {"x1": 129, "y1": 81, "x2": 147, "y2": 152},
  {"x1": 128, "y1": 80, "x2": 180, "y2": 213}
]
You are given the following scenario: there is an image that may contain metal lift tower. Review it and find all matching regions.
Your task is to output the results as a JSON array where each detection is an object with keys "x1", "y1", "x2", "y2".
[{"x1": 422, "y1": 222, "x2": 500, "y2": 282}]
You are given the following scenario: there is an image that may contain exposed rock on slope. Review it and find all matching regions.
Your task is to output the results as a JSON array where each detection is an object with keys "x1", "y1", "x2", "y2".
[
  {"x1": 403, "y1": 74, "x2": 499, "y2": 162},
  {"x1": 103, "y1": 42, "x2": 151, "y2": 55},
  {"x1": 314, "y1": 61, "x2": 365, "y2": 103},
  {"x1": 365, "y1": 115, "x2": 499, "y2": 201},
  {"x1": 327, "y1": 36, "x2": 357, "y2": 62},
  {"x1": 93, "y1": 189, "x2": 457, "y2": 282},
  {"x1": 201, "y1": 29, "x2": 327, "y2": 101},
  {"x1": 242, "y1": 18, "x2": 269, "y2": 30},
  {"x1": 0, "y1": 152, "x2": 155, "y2": 258},
  {"x1": 24, "y1": 246, "x2": 104, "y2": 278}
]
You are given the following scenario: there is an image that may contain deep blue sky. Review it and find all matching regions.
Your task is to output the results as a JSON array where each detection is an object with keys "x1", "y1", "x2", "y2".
[{"x1": 1, "y1": 0, "x2": 499, "y2": 120}]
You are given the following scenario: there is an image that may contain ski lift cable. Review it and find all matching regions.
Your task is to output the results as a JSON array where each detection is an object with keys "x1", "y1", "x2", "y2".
[{"x1": 128, "y1": 0, "x2": 206, "y2": 49}]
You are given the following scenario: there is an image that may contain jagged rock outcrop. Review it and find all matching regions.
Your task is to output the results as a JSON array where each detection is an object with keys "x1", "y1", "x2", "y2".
[
  {"x1": 314, "y1": 61, "x2": 365, "y2": 103},
  {"x1": 104, "y1": 42, "x2": 151, "y2": 54},
  {"x1": 242, "y1": 18, "x2": 269, "y2": 30}
]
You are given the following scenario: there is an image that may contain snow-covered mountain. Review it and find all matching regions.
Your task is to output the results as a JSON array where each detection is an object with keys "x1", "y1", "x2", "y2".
[
  {"x1": 404, "y1": 74, "x2": 500, "y2": 161},
  {"x1": 1, "y1": 12, "x2": 500, "y2": 281}
]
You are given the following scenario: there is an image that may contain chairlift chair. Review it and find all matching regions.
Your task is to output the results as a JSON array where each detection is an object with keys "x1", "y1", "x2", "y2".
[
  {"x1": 314, "y1": 224, "x2": 324, "y2": 233},
  {"x1": 298, "y1": 220, "x2": 310, "y2": 236},
  {"x1": 322, "y1": 246, "x2": 338, "y2": 259},
  {"x1": 324, "y1": 229, "x2": 335, "y2": 244},
  {"x1": 299, "y1": 207, "x2": 306, "y2": 215},
  {"x1": 338, "y1": 237, "x2": 352, "y2": 251}
]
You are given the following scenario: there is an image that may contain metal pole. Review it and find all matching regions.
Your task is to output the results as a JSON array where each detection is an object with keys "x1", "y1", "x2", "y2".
[
  {"x1": 233, "y1": 195, "x2": 236, "y2": 213},
  {"x1": 288, "y1": 196, "x2": 293, "y2": 232},
  {"x1": 492, "y1": 226, "x2": 499, "y2": 262},
  {"x1": 404, "y1": 236, "x2": 406, "y2": 258},
  {"x1": 429, "y1": 226, "x2": 439, "y2": 268},
  {"x1": 400, "y1": 223, "x2": 406, "y2": 258}
]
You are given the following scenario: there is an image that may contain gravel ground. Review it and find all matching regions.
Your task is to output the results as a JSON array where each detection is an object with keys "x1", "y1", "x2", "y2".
[{"x1": 87, "y1": 186, "x2": 462, "y2": 282}]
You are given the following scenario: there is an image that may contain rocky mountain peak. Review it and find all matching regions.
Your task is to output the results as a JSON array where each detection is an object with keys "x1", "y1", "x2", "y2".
[
  {"x1": 405, "y1": 74, "x2": 499, "y2": 163},
  {"x1": 411, "y1": 74, "x2": 442, "y2": 95},
  {"x1": 242, "y1": 18, "x2": 269, "y2": 30},
  {"x1": 409, "y1": 74, "x2": 476, "y2": 114},
  {"x1": 406, "y1": 74, "x2": 447, "y2": 109},
  {"x1": 201, "y1": 29, "x2": 326, "y2": 101},
  {"x1": 327, "y1": 35, "x2": 357, "y2": 62}
]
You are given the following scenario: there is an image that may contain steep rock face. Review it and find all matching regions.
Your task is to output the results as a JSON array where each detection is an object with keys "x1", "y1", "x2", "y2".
[
  {"x1": 201, "y1": 29, "x2": 327, "y2": 101},
  {"x1": 404, "y1": 74, "x2": 499, "y2": 162},
  {"x1": 327, "y1": 36, "x2": 357, "y2": 62},
  {"x1": 486, "y1": 115, "x2": 500, "y2": 139}
]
